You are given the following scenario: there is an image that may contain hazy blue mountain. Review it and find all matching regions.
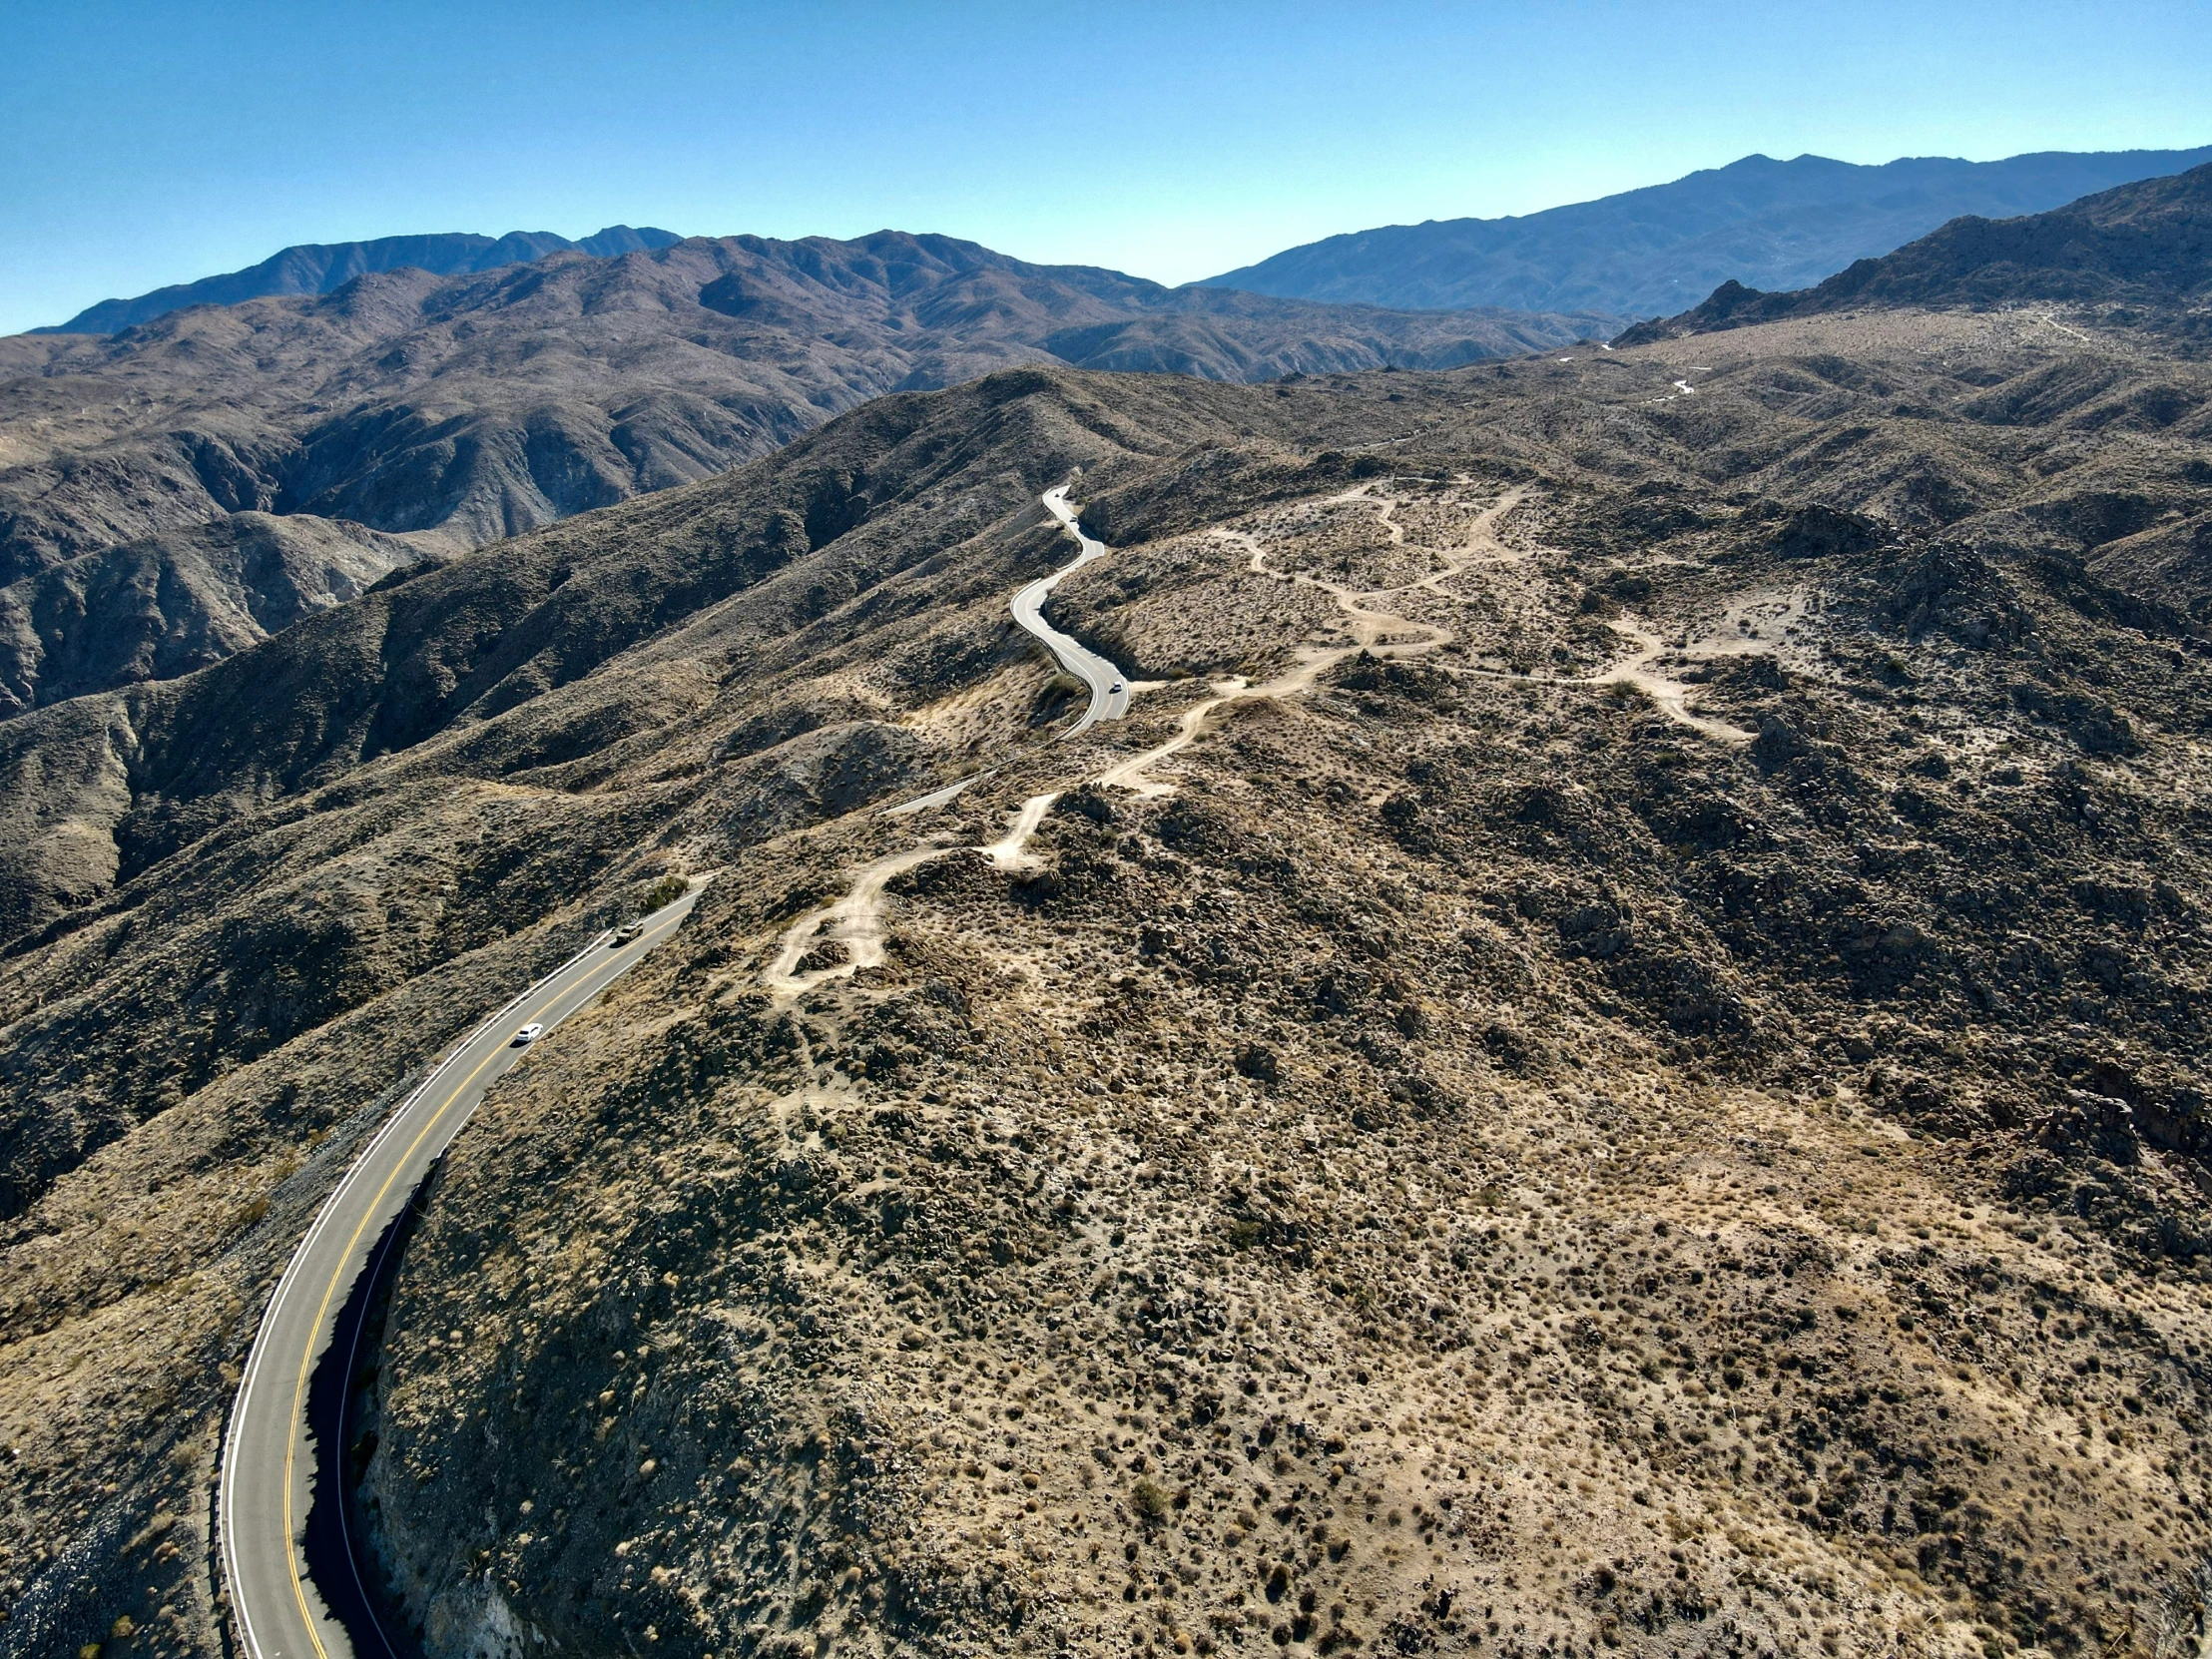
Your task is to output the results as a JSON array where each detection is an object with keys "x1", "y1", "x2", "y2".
[
  {"x1": 1621, "y1": 160, "x2": 2212, "y2": 344},
  {"x1": 39, "y1": 226, "x2": 682, "y2": 334},
  {"x1": 1205, "y1": 147, "x2": 2212, "y2": 319}
]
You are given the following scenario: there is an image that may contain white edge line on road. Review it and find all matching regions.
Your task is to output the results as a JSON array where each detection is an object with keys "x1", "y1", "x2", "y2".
[{"x1": 217, "y1": 908, "x2": 668, "y2": 1659}]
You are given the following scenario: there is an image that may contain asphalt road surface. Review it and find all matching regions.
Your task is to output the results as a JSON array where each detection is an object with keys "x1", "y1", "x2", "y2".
[
  {"x1": 219, "y1": 887, "x2": 704, "y2": 1659},
  {"x1": 1018, "y1": 487, "x2": 1131, "y2": 738}
]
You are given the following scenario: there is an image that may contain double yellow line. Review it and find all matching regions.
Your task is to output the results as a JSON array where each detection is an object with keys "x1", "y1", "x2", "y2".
[{"x1": 275, "y1": 917, "x2": 666, "y2": 1656}]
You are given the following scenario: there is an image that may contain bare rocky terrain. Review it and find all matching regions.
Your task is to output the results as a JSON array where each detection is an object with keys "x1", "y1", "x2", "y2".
[
  {"x1": 1, "y1": 276, "x2": 2211, "y2": 1659},
  {"x1": 0, "y1": 234, "x2": 1605, "y2": 713}
]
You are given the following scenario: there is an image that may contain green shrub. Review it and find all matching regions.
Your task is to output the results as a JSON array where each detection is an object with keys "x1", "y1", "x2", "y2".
[{"x1": 639, "y1": 873, "x2": 689, "y2": 914}]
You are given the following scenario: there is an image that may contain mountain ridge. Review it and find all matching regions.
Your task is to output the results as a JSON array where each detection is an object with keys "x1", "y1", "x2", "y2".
[
  {"x1": 0, "y1": 230, "x2": 1610, "y2": 712},
  {"x1": 1617, "y1": 160, "x2": 2212, "y2": 344},
  {"x1": 4, "y1": 316, "x2": 2211, "y2": 1657},
  {"x1": 1205, "y1": 145, "x2": 2212, "y2": 316},
  {"x1": 36, "y1": 225, "x2": 684, "y2": 335}
]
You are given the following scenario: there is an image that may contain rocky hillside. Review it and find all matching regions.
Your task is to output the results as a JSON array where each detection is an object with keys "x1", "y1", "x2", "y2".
[
  {"x1": 1622, "y1": 163, "x2": 2212, "y2": 348},
  {"x1": 0, "y1": 512, "x2": 430, "y2": 716},
  {"x1": 2, "y1": 307, "x2": 2211, "y2": 1659},
  {"x1": 1206, "y1": 147, "x2": 2212, "y2": 318},
  {"x1": 0, "y1": 234, "x2": 1607, "y2": 713}
]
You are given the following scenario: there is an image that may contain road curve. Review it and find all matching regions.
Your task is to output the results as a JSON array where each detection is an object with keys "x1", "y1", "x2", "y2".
[
  {"x1": 1017, "y1": 487, "x2": 1130, "y2": 739},
  {"x1": 219, "y1": 886, "x2": 706, "y2": 1659}
]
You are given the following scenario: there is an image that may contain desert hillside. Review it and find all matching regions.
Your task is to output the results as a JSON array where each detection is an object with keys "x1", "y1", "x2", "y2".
[
  {"x1": 1626, "y1": 162, "x2": 2212, "y2": 350},
  {"x1": 1, "y1": 298, "x2": 2209, "y2": 1659}
]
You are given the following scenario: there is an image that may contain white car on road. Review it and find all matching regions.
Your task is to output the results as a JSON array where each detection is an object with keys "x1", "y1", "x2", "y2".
[{"x1": 511, "y1": 1022, "x2": 544, "y2": 1046}]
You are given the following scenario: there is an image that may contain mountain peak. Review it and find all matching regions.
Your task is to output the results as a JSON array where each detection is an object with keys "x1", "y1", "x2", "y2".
[
  {"x1": 39, "y1": 225, "x2": 684, "y2": 335},
  {"x1": 1621, "y1": 158, "x2": 2212, "y2": 342},
  {"x1": 1203, "y1": 143, "x2": 2212, "y2": 315}
]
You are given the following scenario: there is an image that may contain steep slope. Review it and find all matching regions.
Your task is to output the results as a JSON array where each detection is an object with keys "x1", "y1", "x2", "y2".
[
  {"x1": 0, "y1": 512, "x2": 428, "y2": 716},
  {"x1": 38, "y1": 226, "x2": 683, "y2": 335},
  {"x1": 4, "y1": 321, "x2": 2212, "y2": 1659},
  {"x1": 1206, "y1": 147, "x2": 2212, "y2": 317},
  {"x1": 0, "y1": 233, "x2": 1608, "y2": 710},
  {"x1": 1620, "y1": 163, "x2": 2212, "y2": 347}
]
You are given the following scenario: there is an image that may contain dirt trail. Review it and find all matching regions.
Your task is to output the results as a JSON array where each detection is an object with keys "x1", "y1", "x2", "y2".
[
  {"x1": 766, "y1": 788, "x2": 1066, "y2": 1002},
  {"x1": 1437, "y1": 484, "x2": 1531, "y2": 577},
  {"x1": 764, "y1": 845, "x2": 950, "y2": 1001},
  {"x1": 1098, "y1": 490, "x2": 1515, "y2": 796},
  {"x1": 1094, "y1": 688, "x2": 1250, "y2": 800},
  {"x1": 766, "y1": 482, "x2": 1736, "y2": 998},
  {"x1": 1335, "y1": 483, "x2": 1751, "y2": 744},
  {"x1": 1328, "y1": 484, "x2": 1407, "y2": 545},
  {"x1": 978, "y1": 792, "x2": 1059, "y2": 868},
  {"x1": 1584, "y1": 620, "x2": 1757, "y2": 745}
]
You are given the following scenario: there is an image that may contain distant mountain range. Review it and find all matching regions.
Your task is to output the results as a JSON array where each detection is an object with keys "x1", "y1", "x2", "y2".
[
  {"x1": 1205, "y1": 147, "x2": 2212, "y2": 318},
  {"x1": 37, "y1": 226, "x2": 684, "y2": 334},
  {"x1": 1619, "y1": 161, "x2": 2212, "y2": 345},
  {"x1": 9, "y1": 144, "x2": 2211, "y2": 717},
  {"x1": 0, "y1": 231, "x2": 1608, "y2": 714},
  {"x1": 40, "y1": 146, "x2": 2212, "y2": 348}
]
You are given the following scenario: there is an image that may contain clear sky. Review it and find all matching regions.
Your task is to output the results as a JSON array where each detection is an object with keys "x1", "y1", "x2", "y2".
[{"x1": 2, "y1": 0, "x2": 2207, "y2": 334}]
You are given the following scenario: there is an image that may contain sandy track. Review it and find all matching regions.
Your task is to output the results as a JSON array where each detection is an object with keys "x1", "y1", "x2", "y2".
[
  {"x1": 1584, "y1": 621, "x2": 1757, "y2": 745},
  {"x1": 765, "y1": 788, "x2": 1068, "y2": 1003},
  {"x1": 978, "y1": 792, "x2": 1060, "y2": 868},
  {"x1": 763, "y1": 845, "x2": 951, "y2": 1001},
  {"x1": 1096, "y1": 490, "x2": 1512, "y2": 796},
  {"x1": 764, "y1": 480, "x2": 1746, "y2": 1001},
  {"x1": 1318, "y1": 484, "x2": 1752, "y2": 744}
]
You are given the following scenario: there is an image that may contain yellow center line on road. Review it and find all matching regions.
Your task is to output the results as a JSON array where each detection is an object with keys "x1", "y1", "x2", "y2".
[
  {"x1": 278, "y1": 1027, "x2": 514, "y2": 1659},
  {"x1": 272, "y1": 912, "x2": 679, "y2": 1656}
]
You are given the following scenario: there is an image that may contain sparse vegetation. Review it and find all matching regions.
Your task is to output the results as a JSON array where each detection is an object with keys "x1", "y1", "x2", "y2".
[
  {"x1": 4, "y1": 298, "x2": 2212, "y2": 1659},
  {"x1": 637, "y1": 873, "x2": 690, "y2": 914}
]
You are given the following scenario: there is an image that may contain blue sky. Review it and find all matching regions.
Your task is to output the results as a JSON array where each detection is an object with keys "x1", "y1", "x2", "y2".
[{"x1": 1, "y1": 0, "x2": 2207, "y2": 334}]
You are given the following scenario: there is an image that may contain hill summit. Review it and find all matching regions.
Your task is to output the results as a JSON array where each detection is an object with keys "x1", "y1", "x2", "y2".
[
  {"x1": 38, "y1": 226, "x2": 684, "y2": 335},
  {"x1": 1619, "y1": 160, "x2": 2212, "y2": 346}
]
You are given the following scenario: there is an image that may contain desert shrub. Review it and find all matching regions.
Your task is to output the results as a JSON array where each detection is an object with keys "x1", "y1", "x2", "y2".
[{"x1": 639, "y1": 873, "x2": 689, "y2": 914}]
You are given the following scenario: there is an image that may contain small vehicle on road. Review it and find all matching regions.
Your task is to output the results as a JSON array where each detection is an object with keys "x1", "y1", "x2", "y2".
[
  {"x1": 1109, "y1": 681, "x2": 1124, "y2": 695},
  {"x1": 612, "y1": 919, "x2": 645, "y2": 945},
  {"x1": 512, "y1": 1022, "x2": 544, "y2": 1046}
]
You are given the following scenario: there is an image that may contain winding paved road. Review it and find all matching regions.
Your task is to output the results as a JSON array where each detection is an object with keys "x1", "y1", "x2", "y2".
[
  {"x1": 227, "y1": 482, "x2": 1123, "y2": 1648},
  {"x1": 1019, "y1": 487, "x2": 1130, "y2": 738},
  {"x1": 220, "y1": 887, "x2": 704, "y2": 1659}
]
